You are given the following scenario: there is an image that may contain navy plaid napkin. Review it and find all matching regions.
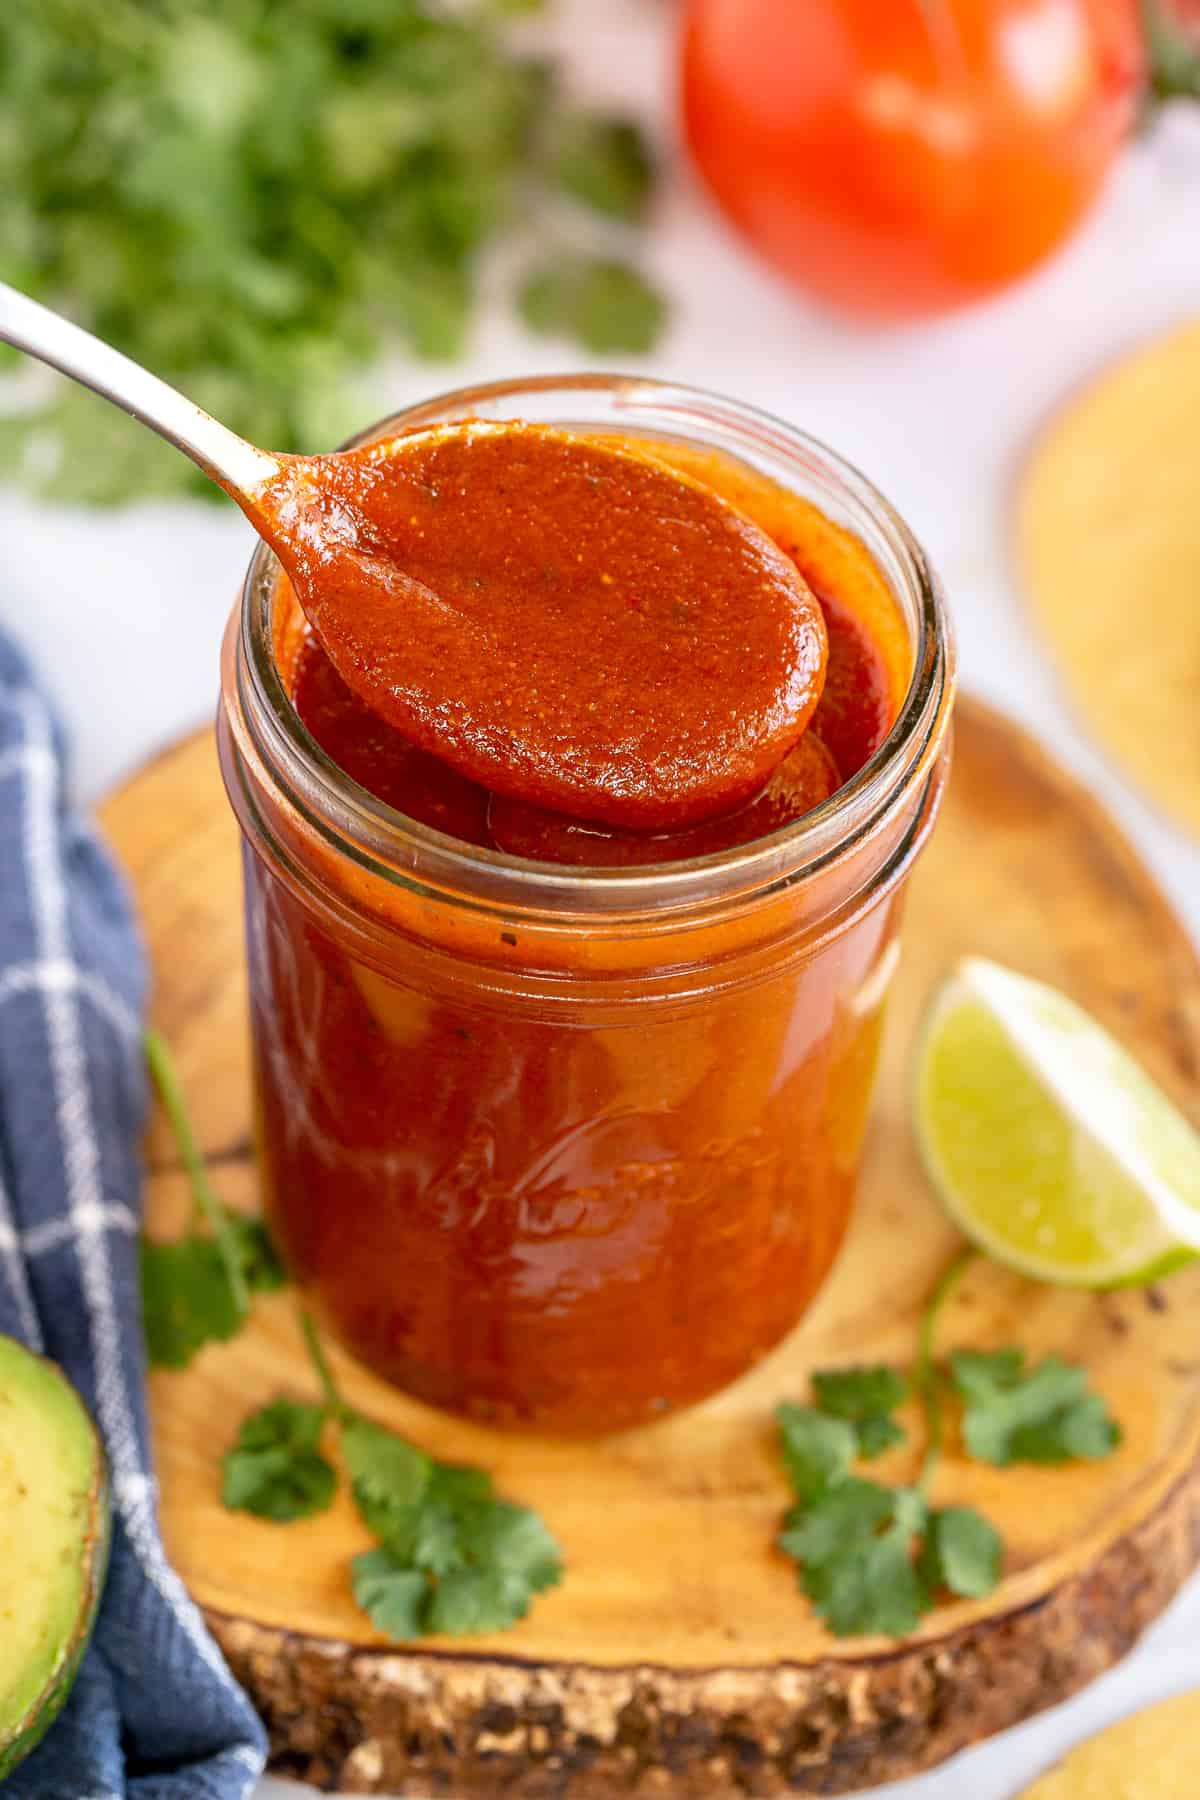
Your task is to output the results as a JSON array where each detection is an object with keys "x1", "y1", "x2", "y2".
[{"x1": 0, "y1": 627, "x2": 266, "y2": 1798}]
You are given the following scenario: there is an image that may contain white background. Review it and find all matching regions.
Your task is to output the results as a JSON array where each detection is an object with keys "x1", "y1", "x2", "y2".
[{"x1": 2, "y1": 4, "x2": 1198, "y2": 1794}]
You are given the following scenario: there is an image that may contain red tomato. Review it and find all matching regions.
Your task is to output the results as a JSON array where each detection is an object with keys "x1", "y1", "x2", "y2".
[
  {"x1": 681, "y1": 0, "x2": 1144, "y2": 319},
  {"x1": 1168, "y1": 0, "x2": 1200, "y2": 33}
]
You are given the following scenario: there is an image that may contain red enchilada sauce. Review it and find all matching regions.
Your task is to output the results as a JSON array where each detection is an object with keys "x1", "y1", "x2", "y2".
[
  {"x1": 250, "y1": 425, "x2": 828, "y2": 828},
  {"x1": 252, "y1": 433, "x2": 911, "y2": 1433}
]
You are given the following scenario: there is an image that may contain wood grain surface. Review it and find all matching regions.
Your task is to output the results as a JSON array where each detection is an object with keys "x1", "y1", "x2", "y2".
[{"x1": 101, "y1": 698, "x2": 1200, "y2": 1796}]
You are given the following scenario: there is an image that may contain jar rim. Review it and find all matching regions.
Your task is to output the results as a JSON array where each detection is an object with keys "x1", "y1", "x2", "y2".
[{"x1": 234, "y1": 372, "x2": 954, "y2": 922}]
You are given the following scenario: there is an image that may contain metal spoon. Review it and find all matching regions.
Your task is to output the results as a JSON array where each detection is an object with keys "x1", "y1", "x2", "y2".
[{"x1": 0, "y1": 279, "x2": 278, "y2": 497}]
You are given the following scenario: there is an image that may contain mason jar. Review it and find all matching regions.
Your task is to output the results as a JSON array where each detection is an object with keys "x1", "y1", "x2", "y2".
[{"x1": 217, "y1": 375, "x2": 953, "y2": 1436}]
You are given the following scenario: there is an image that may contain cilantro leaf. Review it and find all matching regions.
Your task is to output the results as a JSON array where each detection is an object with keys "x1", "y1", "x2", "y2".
[
  {"x1": 551, "y1": 113, "x2": 655, "y2": 220},
  {"x1": 784, "y1": 1482, "x2": 932, "y2": 1638},
  {"x1": 222, "y1": 1400, "x2": 337, "y2": 1521},
  {"x1": 859, "y1": 1526, "x2": 931, "y2": 1637},
  {"x1": 141, "y1": 1027, "x2": 284, "y2": 1367},
  {"x1": 140, "y1": 1218, "x2": 282, "y2": 1369},
  {"x1": 949, "y1": 1347, "x2": 1024, "y2": 1393},
  {"x1": 351, "y1": 1548, "x2": 429, "y2": 1639},
  {"x1": 420, "y1": 1500, "x2": 562, "y2": 1634},
  {"x1": 426, "y1": 1464, "x2": 495, "y2": 1514},
  {"x1": 411, "y1": 1473, "x2": 493, "y2": 1575},
  {"x1": 801, "y1": 1519, "x2": 929, "y2": 1639},
  {"x1": 1054, "y1": 1392, "x2": 1125, "y2": 1460},
  {"x1": 518, "y1": 254, "x2": 666, "y2": 354},
  {"x1": 225, "y1": 1213, "x2": 287, "y2": 1294},
  {"x1": 921, "y1": 1506, "x2": 1003, "y2": 1600},
  {"x1": 340, "y1": 1411, "x2": 564, "y2": 1638},
  {"x1": 811, "y1": 1365, "x2": 909, "y2": 1458},
  {"x1": 140, "y1": 1235, "x2": 241, "y2": 1371},
  {"x1": 778, "y1": 1478, "x2": 893, "y2": 1565},
  {"x1": 950, "y1": 1350, "x2": 1122, "y2": 1467},
  {"x1": 363, "y1": 1463, "x2": 493, "y2": 1574},
  {"x1": 456, "y1": 1498, "x2": 564, "y2": 1596},
  {"x1": 427, "y1": 1566, "x2": 537, "y2": 1635},
  {"x1": 776, "y1": 1404, "x2": 857, "y2": 1501},
  {"x1": 342, "y1": 1415, "x2": 432, "y2": 1541}
]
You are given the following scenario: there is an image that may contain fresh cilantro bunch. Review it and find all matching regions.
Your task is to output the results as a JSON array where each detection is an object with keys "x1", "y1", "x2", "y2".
[
  {"x1": 140, "y1": 1028, "x2": 284, "y2": 1370},
  {"x1": 777, "y1": 1252, "x2": 1122, "y2": 1638},
  {"x1": 223, "y1": 1315, "x2": 564, "y2": 1637},
  {"x1": 0, "y1": 0, "x2": 663, "y2": 504}
]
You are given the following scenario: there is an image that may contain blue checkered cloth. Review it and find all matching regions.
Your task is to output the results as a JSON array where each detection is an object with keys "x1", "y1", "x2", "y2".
[{"x1": 0, "y1": 628, "x2": 267, "y2": 1798}]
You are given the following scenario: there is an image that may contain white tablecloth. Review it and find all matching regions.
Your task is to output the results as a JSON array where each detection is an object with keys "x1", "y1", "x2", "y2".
[{"x1": 3, "y1": 4, "x2": 1198, "y2": 1793}]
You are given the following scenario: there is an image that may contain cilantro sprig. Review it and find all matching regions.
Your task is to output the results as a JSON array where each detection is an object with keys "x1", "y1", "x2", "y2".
[
  {"x1": 223, "y1": 1311, "x2": 563, "y2": 1638},
  {"x1": 140, "y1": 1028, "x2": 283, "y2": 1370},
  {"x1": 222, "y1": 1399, "x2": 336, "y2": 1521},
  {"x1": 777, "y1": 1251, "x2": 1121, "y2": 1638}
]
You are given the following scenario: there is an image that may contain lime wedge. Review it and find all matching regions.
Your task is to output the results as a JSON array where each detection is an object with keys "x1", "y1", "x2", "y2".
[{"x1": 914, "y1": 957, "x2": 1200, "y2": 1287}]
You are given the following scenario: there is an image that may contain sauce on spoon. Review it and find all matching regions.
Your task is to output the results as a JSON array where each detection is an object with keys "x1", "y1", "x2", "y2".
[{"x1": 245, "y1": 421, "x2": 828, "y2": 830}]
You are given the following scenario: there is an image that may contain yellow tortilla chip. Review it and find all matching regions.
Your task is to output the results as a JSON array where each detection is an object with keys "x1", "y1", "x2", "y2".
[
  {"x1": 1017, "y1": 318, "x2": 1200, "y2": 836},
  {"x1": 1018, "y1": 1691, "x2": 1200, "y2": 1798}
]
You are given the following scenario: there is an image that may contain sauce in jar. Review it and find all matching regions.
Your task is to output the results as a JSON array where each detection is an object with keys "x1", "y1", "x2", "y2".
[{"x1": 223, "y1": 392, "x2": 950, "y2": 1437}]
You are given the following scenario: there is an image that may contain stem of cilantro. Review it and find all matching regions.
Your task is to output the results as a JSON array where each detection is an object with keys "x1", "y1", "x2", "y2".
[
  {"x1": 299, "y1": 1307, "x2": 347, "y2": 1420},
  {"x1": 916, "y1": 1247, "x2": 975, "y2": 1497},
  {"x1": 144, "y1": 1028, "x2": 249, "y2": 1316}
]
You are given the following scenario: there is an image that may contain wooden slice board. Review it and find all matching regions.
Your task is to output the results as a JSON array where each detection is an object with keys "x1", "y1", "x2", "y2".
[{"x1": 101, "y1": 698, "x2": 1200, "y2": 1798}]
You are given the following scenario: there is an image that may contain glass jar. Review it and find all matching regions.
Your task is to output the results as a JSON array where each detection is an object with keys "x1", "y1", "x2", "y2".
[{"x1": 217, "y1": 376, "x2": 953, "y2": 1436}]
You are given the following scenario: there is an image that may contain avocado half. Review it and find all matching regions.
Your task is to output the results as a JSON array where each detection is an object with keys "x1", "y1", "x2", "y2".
[{"x1": 0, "y1": 1332, "x2": 110, "y2": 1779}]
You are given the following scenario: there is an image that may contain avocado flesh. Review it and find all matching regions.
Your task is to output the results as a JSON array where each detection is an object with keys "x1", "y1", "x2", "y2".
[{"x1": 0, "y1": 1333, "x2": 109, "y2": 1778}]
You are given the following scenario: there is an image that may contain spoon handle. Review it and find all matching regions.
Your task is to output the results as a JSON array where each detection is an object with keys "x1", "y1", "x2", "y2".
[{"x1": 0, "y1": 280, "x2": 279, "y2": 495}]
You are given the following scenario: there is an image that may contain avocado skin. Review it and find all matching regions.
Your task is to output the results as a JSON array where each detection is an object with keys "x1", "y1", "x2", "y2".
[{"x1": 0, "y1": 1340, "x2": 112, "y2": 1781}]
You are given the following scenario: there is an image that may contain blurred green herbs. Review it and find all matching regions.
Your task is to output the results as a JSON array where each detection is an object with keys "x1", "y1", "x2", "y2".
[{"x1": 0, "y1": 0, "x2": 664, "y2": 504}]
